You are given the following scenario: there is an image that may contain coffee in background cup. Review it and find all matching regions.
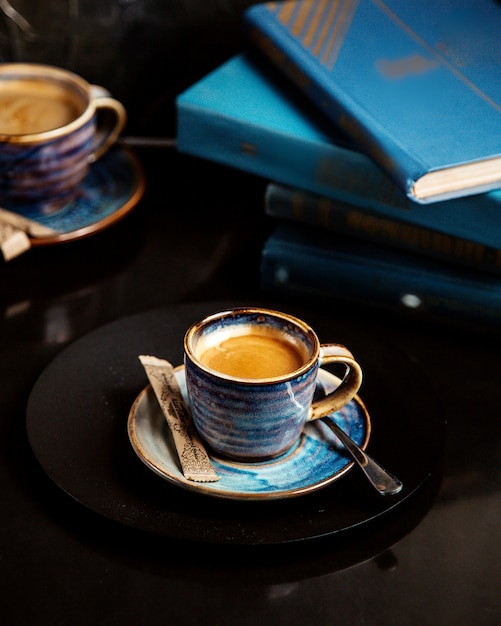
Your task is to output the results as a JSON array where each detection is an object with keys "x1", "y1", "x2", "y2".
[
  {"x1": 0, "y1": 79, "x2": 82, "y2": 134},
  {"x1": 0, "y1": 63, "x2": 126, "y2": 217},
  {"x1": 184, "y1": 307, "x2": 363, "y2": 462}
]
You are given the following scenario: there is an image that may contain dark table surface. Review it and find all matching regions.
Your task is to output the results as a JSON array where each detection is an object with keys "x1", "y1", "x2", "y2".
[{"x1": 1, "y1": 147, "x2": 500, "y2": 626}]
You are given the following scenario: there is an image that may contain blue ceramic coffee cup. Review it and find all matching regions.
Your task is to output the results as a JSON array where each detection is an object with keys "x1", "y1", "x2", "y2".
[
  {"x1": 184, "y1": 307, "x2": 363, "y2": 462},
  {"x1": 0, "y1": 63, "x2": 126, "y2": 217}
]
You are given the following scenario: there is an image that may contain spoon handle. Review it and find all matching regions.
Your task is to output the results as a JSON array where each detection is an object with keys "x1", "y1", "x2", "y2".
[{"x1": 324, "y1": 419, "x2": 403, "y2": 496}]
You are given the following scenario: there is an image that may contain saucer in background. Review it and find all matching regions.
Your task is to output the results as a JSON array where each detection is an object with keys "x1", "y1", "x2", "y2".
[{"x1": 25, "y1": 147, "x2": 145, "y2": 246}]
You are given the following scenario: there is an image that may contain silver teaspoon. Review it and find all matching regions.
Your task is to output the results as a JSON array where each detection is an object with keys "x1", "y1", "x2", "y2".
[{"x1": 323, "y1": 418, "x2": 403, "y2": 496}]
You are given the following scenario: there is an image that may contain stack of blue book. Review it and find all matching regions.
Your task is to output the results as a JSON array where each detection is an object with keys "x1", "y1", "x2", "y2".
[{"x1": 176, "y1": 0, "x2": 501, "y2": 326}]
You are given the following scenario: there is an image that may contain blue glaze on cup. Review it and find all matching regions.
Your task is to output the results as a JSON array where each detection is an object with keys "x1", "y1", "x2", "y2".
[
  {"x1": 0, "y1": 119, "x2": 95, "y2": 216},
  {"x1": 184, "y1": 307, "x2": 362, "y2": 462},
  {"x1": 185, "y1": 353, "x2": 319, "y2": 461},
  {"x1": 184, "y1": 308, "x2": 320, "y2": 461}
]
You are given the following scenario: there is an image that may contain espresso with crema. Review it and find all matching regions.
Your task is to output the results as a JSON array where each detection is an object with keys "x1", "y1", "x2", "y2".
[
  {"x1": 0, "y1": 80, "x2": 84, "y2": 135},
  {"x1": 199, "y1": 331, "x2": 307, "y2": 379}
]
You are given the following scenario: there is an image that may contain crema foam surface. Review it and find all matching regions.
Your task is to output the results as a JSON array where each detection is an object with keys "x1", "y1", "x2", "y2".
[
  {"x1": 199, "y1": 334, "x2": 305, "y2": 379},
  {"x1": 0, "y1": 82, "x2": 82, "y2": 134}
]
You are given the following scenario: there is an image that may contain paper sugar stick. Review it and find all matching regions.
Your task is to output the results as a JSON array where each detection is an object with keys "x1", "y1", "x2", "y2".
[
  {"x1": 139, "y1": 355, "x2": 219, "y2": 482},
  {"x1": 0, "y1": 220, "x2": 31, "y2": 261}
]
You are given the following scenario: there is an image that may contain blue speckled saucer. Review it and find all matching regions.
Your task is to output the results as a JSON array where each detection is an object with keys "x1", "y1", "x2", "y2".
[
  {"x1": 24, "y1": 147, "x2": 145, "y2": 246},
  {"x1": 128, "y1": 366, "x2": 371, "y2": 501}
]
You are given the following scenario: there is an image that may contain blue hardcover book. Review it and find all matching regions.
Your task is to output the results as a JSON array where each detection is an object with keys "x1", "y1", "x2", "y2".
[
  {"x1": 245, "y1": 0, "x2": 501, "y2": 204},
  {"x1": 177, "y1": 51, "x2": 501, "y2": 273},
  {"x1": 261, "y1": 223, "x2": 501, "y2": 327},
  {"x1": 176, "y1": 53, "x2": 411, "y2": 211},
  {"x1": 265, "y1": 182, "x2": 501, "y2": 275}
]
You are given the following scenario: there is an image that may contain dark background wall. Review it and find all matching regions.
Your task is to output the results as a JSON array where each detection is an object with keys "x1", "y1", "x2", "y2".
[{"x1": 0, "y1": 0, "x2": 258, "y2": 137}]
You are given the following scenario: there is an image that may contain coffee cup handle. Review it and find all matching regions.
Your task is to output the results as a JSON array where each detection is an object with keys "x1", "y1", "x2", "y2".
[
  {"x1": 308, "y1": 344, "x2": 363, "y2": 421},
  {"x1": 89, "y1": 85, "x2": 127, "y2": 163}
]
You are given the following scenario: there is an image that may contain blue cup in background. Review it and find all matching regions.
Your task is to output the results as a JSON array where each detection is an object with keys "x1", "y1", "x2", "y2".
[{"x1": 0, "y1": 63, "x2": 126, "y2": 217}]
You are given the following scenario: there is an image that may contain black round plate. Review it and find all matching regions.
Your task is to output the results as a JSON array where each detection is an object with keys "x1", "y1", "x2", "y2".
[{"x1": 26, "y1": 300, "x2": 445, "y2": 546}]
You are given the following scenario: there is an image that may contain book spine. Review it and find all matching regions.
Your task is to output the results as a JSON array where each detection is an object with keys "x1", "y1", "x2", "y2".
[
  {"x1": 260, "y1": 225, "x2": 501, "y2": 327},
  {"x1": 176, "y1": 99, "x2": 407, "y2": 211},
  {"x1": 265, "y1": 183, "x2": 501, "y2": 275},
  {"x1": 244, "y1": 3, "x2": 424, "y2": 201}
]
